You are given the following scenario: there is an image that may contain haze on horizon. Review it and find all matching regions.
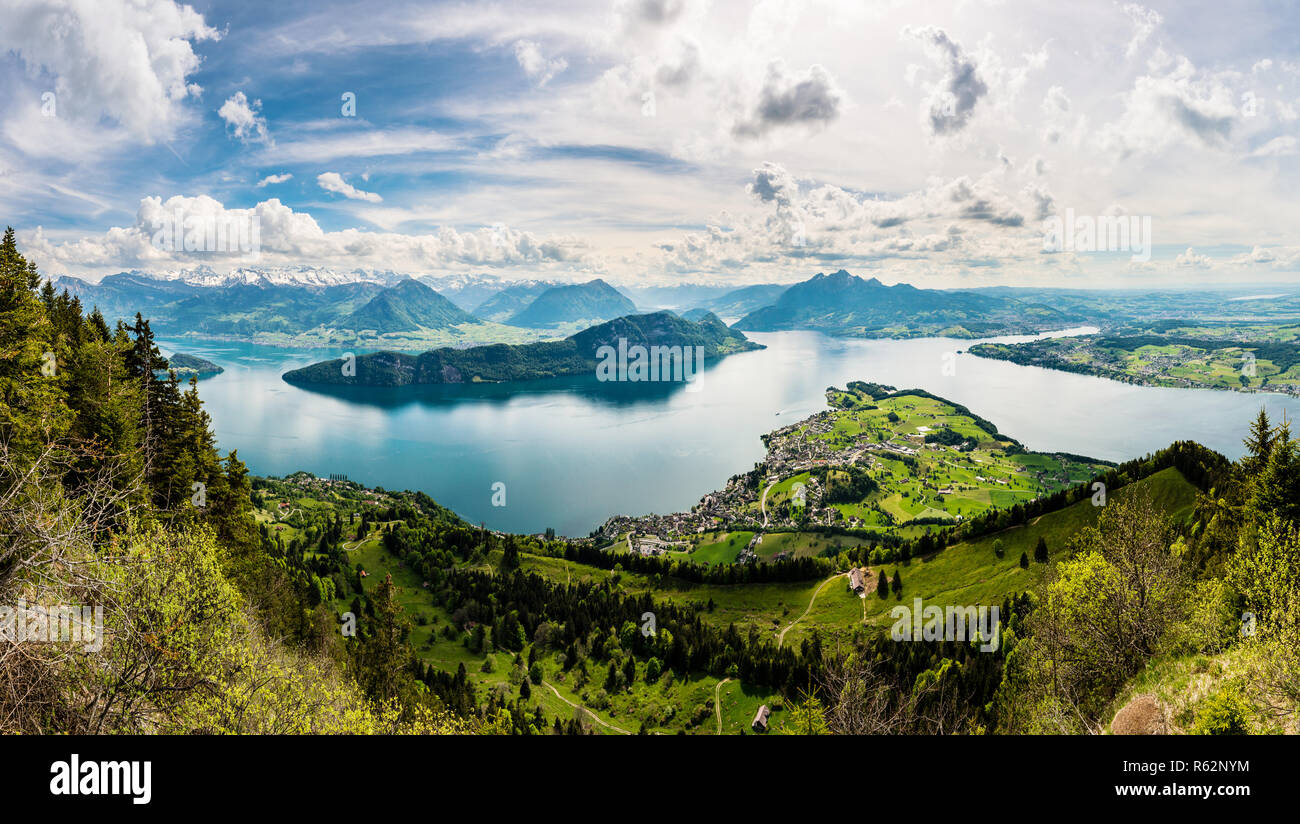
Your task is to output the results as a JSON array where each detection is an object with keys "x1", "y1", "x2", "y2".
[{"x1": 3, "y1": 0, "x2": 1300, "y2": 290}]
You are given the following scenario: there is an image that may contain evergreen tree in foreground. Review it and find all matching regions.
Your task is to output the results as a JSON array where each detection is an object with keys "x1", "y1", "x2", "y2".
[{"x1": 1034, "y1": 536, "x2": 1048, "y2": 564}]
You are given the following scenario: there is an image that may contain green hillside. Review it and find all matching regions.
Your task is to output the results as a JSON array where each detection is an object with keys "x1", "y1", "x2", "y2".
[
  {"x1": 342, "y1": 278, "x2": 481, "y2": 332},
  {"x1": 507, "y1": 278, "x2": 638, "y2": 328}
]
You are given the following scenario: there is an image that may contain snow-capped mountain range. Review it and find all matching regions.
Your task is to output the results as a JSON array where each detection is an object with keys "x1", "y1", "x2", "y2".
[{"x1": 97, "y1": 264, "x2": 444, "y2": 289}]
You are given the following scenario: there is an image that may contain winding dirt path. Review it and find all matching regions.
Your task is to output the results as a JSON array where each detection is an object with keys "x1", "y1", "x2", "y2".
[
  {"x1": 541, "y1": 681, "x2": 631, "y2": 735},
  {"x1": 777, "y1": 573, "x2": 844, "y2": 648},
  {"x1": 714, "y1": 677, "x2": 732, "y2": 734}
]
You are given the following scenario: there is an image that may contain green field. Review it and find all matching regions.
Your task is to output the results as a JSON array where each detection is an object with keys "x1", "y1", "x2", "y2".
[
  {"x1": 804, "y1": 390, "x2": 1107, "y2": 529},
  {"x1": 838, "y1": 466, "x2": 1197, "y2": 633},
  {"x1": 970, "y1": 324, "x2": 1300, "y2": 396}
]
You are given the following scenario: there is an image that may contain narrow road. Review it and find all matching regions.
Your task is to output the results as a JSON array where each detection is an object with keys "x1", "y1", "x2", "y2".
[
  {"x1": 541, "y1": 681, "x2": 631, "y2": 735},
  {"x1": 714, "y1": 677, "x2": 732, "y2": 735},
  {"x1": 761, "y1": 481, "x2": 775, "y2": 526},
  {"x1": 776, "y1": 573, "x2": 844, "y2": 648}
]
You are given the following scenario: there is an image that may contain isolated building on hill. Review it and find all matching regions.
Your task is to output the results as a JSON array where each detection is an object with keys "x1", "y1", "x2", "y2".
[
  {"x1": 752, "y1": 705, "x2": 771, "y2": 733},
  {"x1": 848, "y1": 567, "x2": 865, "y2": 594}
]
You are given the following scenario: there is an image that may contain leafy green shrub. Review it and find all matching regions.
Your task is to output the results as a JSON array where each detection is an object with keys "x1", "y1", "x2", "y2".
[{"x1": 1190, "y1": 687, "x2": 1252, "y2": 735}]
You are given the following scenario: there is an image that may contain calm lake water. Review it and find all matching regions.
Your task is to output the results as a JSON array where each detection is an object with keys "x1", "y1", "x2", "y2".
[{"x1": 158, "y1": 328, "x2": 1300, "y2": 536}]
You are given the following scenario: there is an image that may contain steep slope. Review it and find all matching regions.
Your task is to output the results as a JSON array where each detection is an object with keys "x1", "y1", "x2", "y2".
[
  {"x1": 697, "y1": 283, "x2": 789, "y2": 318},
  {"x1": 341, "y1": 278, "x2": 481, "y2": 332},
  {"x1": 472, "y1": 280, "x2": 556, "y2": 322}
]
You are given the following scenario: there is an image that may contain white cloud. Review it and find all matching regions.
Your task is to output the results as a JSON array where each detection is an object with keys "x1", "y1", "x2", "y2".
[
  {"x1": 0, "y1": 0, "x2": 218, "y2": 143},
  {"x1": 218, "y1": 91, "x2": 271, "y2": 144},
  {"x1": 1096, "y1": 58, "x2": 1241, "y2": 155},
  {"x1": 903, "y1": 26, "x2": 988, "y2": 136},
  {"x1": 1122, "y1": 3, "x2": 1163, "y2": 58},
  {"x1": 256, "y1": 172, "x2": 293, "y2": 187},
  {"x1": 22, "y1": 194, "x2": 597, "y2": 276},
  {"x1": 259, "y1": 127, "x2": 459, "y2": 163},
  {"x1": 1176, "y1": 247, "x2": 1212, "y2": 268},
  {"x1": 316, "y1": 172, "x2": 383, "y2": 203},
  {"x1": 513, "y1": 40, "x2": 568, "y2": 87},
  {"x1": 651, "y1": 160, "x2": 1047, "y2": 279}
]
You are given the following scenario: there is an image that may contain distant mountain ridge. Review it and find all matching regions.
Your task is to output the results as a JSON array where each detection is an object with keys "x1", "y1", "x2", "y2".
[
  {"x1": 342, "y1": 279, "x2": 480, "y2": 332},
  {"x1": 506, "y1": 278, "x2": 638, "y2": 328},
  {"x1": 734, "y1": 269, "x2": 1073, "y2": 337},
  {"x1": 695, "y1": 283, "x2": 789, "y2": 318},
  {"x1": 473, "y1": 280, "x2": 557, "y2": 322},
  {"x1": 282, "y1": 311, "x2": 763, "y2": 387}
]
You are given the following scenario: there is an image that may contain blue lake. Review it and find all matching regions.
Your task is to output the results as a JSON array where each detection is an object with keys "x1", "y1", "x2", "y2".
[{"x1": 159, "y1": 328, "x2": 1300, "y2": 536}]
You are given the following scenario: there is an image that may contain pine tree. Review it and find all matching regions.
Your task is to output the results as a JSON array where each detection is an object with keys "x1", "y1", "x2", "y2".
[
  {"x1": 0, "y1": 227, "x2": 71, "y2": 467},
  {"x1": 356, "y1": 573, "x2": 413, "y2": 703},
  {"x1": 1034, "y1": 536, "x2": 1049, "y2": 563},
  {"x1": 1242, "y1": 408, "x2": 1274, "y2": 476},
  {"x1": 1249, "y1": 419, "x2": 1300, "y2": 526},
  {"x1": 1019, "y1": 552, "x2": 1029, "y2": 569},
  {"x1": 876, "y1": 569, "x2": 889, "y2": 599}
]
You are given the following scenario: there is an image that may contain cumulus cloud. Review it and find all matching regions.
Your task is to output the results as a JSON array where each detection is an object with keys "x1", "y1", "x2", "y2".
[
  {"x1": 1097, "y1": 58, "x2": 1240, "y2": 155},
  {"x1": 256, "y1": 172, "x2": 293, "y2": 187},
  {"x1": 903, "y1": 26, "x2": 988, "y2": 136},
  {"x1": 652, "y1": 160, "x2": 1049, "y2": 277},
  {"x1": 747, "y1": 162, "x2": 800, "y2": 206},
  {"x1": 316, "y1": 172, "x2": 383, "y2": 203},
  {"x1": 1176, "y1": 247, "x2": 1212, "y2": 268},
  {"x1": 732, "y1": 61, "x2": 845, "y2": 139},
  {"x1": 22, "y1": 194, "x2": 595, "y2": 275},
  {"x1": 0, "y1": 0, "x2": 218, "y2": 143},
  {"x1": 513, "y1": 40, "x2": 568, "y2": 87},
  {"x1": 218, "y1": 92, "x2": 271, "y2": 144}
]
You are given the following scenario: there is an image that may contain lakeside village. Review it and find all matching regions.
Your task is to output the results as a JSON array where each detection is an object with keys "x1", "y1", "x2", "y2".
[{"x1": 599, "y1": 408, "x2": 971, "y2": 559}]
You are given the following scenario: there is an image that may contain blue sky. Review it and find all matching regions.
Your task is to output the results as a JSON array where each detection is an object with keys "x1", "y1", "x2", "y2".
[{"x1": 3, "y1": 0, "x2": 1300, "y2": 287}]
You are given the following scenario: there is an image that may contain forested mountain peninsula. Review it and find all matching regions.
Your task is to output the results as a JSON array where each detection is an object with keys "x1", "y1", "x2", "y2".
[{"x1": 282, "y1": 310, "x2": 762, "y2": 387}]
